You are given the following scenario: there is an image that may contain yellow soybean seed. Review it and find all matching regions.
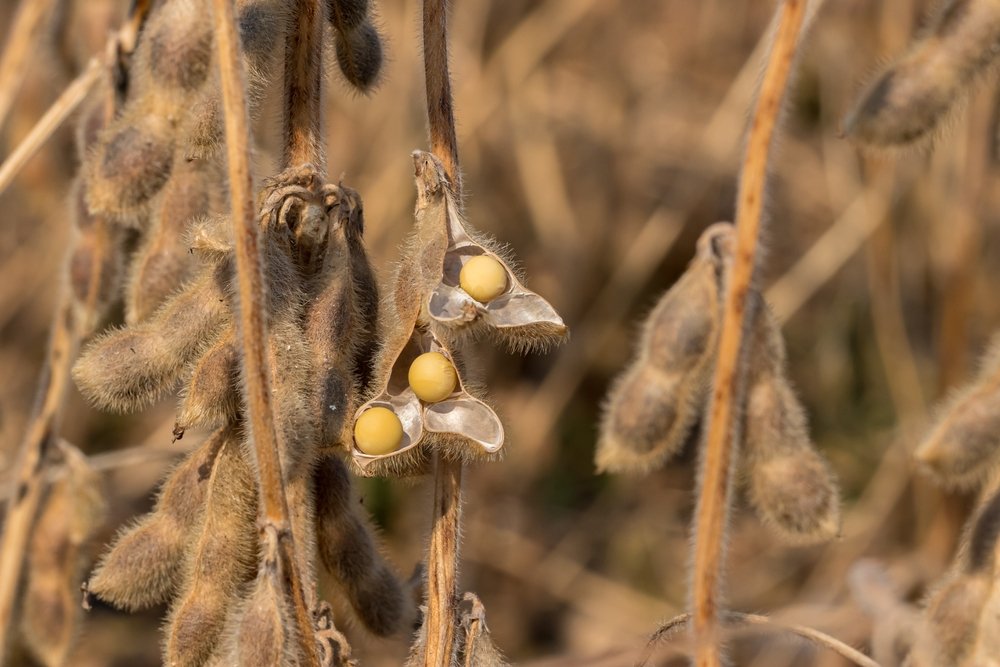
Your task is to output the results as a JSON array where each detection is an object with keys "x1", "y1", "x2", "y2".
[
  {"x1": 354, "y1": 407, "x2": 404, "y2": 455},
  {"x1": 408, "y1": 352, "x2": 458, "y2": 403},
  {"x1": 459, "y1": 255, "x2": 508, "y2": 303}
]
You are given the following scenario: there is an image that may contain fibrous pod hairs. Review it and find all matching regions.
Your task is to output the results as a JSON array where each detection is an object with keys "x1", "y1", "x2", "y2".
[
  {"x1": 87, "y1": 429, "x2": 229, "y2": 611},
  {"x1": 163, "y1": 433, "x2": 259, "y2": 667},
  {"x1": 85, "y1": 428, "x2": 227, "y2": 611},
  {"x1": 595, "y1": 237, "x2": 723, "y2": 474},
  {"x1": 21, "y1": 442, "x2": 106, "y2": 667},
  {"x1": 914, "y1": 334, "x2": 1000, "y2": 489},
  {"x1": 741, "y1": 295, "x2": 840, "y2": 545},
  {"x1": 72, "y1": 260, "x2": 232, "y2": 413},
  {"x1": 844, "y1": 0, "x2": 1000, "y2": 146},
  {"x1": 314, "y1": 454, "x2": 406, "y2": 636},
  {"x1": 125, "y1": 155, "x2": 221, "y2": 324}
]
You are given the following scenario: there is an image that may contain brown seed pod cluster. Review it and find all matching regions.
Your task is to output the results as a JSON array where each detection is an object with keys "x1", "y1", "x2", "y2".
[
  {"x1": 844, "y1": 0, "x2": 1000, "y2": 147},
  {"x1": 19, "y1": 441, "x2": 106, "y2": 667},
  {"x1": 597, "y1": 222, "x2": 840, "y2": 545},
  {"x1": 915, "y1": 333, "x2": 1000, "y2": 489},
  {"x1": 78, "y1": 167, "x2": 409, "y2": 662},
  {"x1": 348, "y1": 151, "x2": 567, "y2": 477},
  {"x1": 327, "y1": 0, "x2": 385, "y2": 92}
]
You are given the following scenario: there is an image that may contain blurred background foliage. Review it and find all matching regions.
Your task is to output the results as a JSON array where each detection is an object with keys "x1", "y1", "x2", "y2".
[{"x1": 2, "y1": 0, "x2": 998, "y2": 664}]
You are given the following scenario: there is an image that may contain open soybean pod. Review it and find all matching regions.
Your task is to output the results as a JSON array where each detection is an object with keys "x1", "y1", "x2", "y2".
[
  {"x1": 351, "y1": 326, "x2": 503, "y2": 477},
  {"x1": 411, "y1": 151, "x2": 567, "y2": 353},
  {"x1": 21, "y1": 442, "x2": 106, "y2": 667},
  {"x1": 741, "y1": 293, "x2": 841, "y2": 545},
  {"x1": 595, "y1": 222, "x2": 731, "y2": 474},
  {"x1": 844, "y1": 0, "x2": 1000, "y2": 147},
  {"x1": 915, "y1": 334, "x2": 1000, "y2": 489},
  {"x1": 86, "y1": 428, "x2": 227, "y2": 610}
]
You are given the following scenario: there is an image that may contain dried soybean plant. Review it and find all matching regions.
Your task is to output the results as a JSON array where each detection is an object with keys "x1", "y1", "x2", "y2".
[
  {"x1": 0, "y1": 0, "x2": 566, "y2": 665},
  {"x1": 598, "y1": 1, "x2": 866, "y2": 665},
  {"x1": 834, "y1": 0, "x2": 1000, "y2": 665}
]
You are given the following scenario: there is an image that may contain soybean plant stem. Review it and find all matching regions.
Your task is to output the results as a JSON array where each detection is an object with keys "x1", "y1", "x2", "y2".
[
  {"x1": 283, "y1": 0, "x2": 324, "y2": 170},
  {"x1": 422, "y1": 0, "x2": 464, "y2": 665},
  {"x1": 210, "y1": 1, "x2": 320, "y2": 664},
  {"x1": 690, "y1": 2, "x2": 806, "y2": 666}
]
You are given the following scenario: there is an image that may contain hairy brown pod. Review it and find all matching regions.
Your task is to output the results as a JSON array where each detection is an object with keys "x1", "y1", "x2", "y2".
[
  {"x1": 741, "y1": 297, "x2": 841, "y2": 545},
  {"x1": 334, "y1": 21, "x2": 384, "y2": 93},
  {"x1": 86, "y1": 430, "x2": 227, "y2": 610},
  {"x1": 314, "y1": 454, "x2": 406, "y2": 636},
  {"x1": 915, "y1": 334, "x2": 1000, "y2": 489},
  {"x1": 68, "y1": 178, "x2": 126, "y2": 336},
  {"x1": 164, "y1": 433, "x2": 258, "y2": 667},
  {"x1": 21, "y1": 442, "x2": 106, "y2": 667},
  {"x1": 176, "y1": 326, "x2": 240, "y2": 435},
  {"x1": 73, "y1": 261, "x2": 232, "y2": 412},
  {"x1": 596, "y1": 223, "x2": 731, "y2": 474},
  {"x1": 844, "y1": 0, "x2": 1000, "y2": 146}
]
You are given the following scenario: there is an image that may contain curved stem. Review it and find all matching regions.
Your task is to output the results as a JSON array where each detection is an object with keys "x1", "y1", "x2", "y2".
[
  {"x1": 210, "y1": 1, "x2": 320, "y2": 664},
  {"x1": 690, "y1": 2, "x2": 806, "y2": 666}
]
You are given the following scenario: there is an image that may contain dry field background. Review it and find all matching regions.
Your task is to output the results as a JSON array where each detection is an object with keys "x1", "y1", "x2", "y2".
[{"x1": 1, "y1": 0, "x2": 998, "y2": 664}]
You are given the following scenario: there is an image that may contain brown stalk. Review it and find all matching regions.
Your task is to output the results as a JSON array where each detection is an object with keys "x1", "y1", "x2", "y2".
[
  {"x1": 0, "y1": 290, "x2": 77, "y2": 663},
  {"x1": 283, "y1": 0, "x2": 324, "y2": 169},
  {"x1": 689, "y1": 2, "x2": 806, "y2": 666},
  {"x1": 0, "y1": 0, "x2": 58, "y2": 133},
  {"x1": 210, "y1": 1, "x2": 320, "y2": 664},
  {"x1": 422, "y1": 0, "x2": 464, "y2": 665}
]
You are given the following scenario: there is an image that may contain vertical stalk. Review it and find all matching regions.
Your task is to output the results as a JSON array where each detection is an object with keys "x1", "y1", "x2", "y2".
[
  {"x1": 690, "y1": 2, "x2": 805, "y2": 666},
  {"x1": 210, "y1": 1, "x2": 319, "y2": 664},
  {"x1": 283, "y1": 0, "x2": 324, "y2": 170},
  {"x1": 422, "y1": 0, "x2": 463, "y2": 665}
]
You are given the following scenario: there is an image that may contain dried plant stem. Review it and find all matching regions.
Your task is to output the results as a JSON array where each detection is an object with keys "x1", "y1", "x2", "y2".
[
  {"x1": 0, "y1": 291, "x2": 76, "y2": 663},
  {"x1": 283, "y1": 0, "x2": 323, "y2": 169},
  {"x1": 422, "y1": 1, "x2": 464, "y2": 665},
  {"x1": 0, "y1": 58, "x2": 102, "y2": 197},
  {"x1": 638, "y1": 612, "x2": 880, "y2": 667},
  {"x1": 690, "y1": 2, "x2": 806, "y2": 666},
  {"x1": 0, "y1": 0, "x2": 57, "y2": 133},
  {"x1": 210, "y1": 1, "x2": 320, "y2": 664}
]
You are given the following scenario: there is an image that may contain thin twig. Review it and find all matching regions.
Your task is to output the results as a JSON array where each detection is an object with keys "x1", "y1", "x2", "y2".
[
  {"x1": 0, "y1": 290, "x2": 76, "y2": 663},
  {"x1": 0, "y1": 0, "x2": 58, "y2": 133},
  {"x1": 0, "y1": 58, "x2": 102, "y2": 197},
  {"x1": 210, "y1": 1, "x2": 320, "y2": 664},
  {"x1": 421, "y1": 1, "x2": 464, "y2": 665},
  {"x1": 283, "y1": 0, "x2": 324, "y2": 169},
  {"x1": 638, "y1": 612, "x2": 881, "y2": 667},
  {"x1": 689, "y1": 2, "x2": 806, "y2": 666}
]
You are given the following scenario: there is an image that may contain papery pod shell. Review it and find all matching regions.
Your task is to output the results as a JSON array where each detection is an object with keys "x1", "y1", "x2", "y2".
[
  {"x1": 595, "y1": 223, "x2": 731, "y2": 474},
  {"x1": 410, "y1": 151, "x2": 567, "y2": 352},
  {"x1": 915, "y1": 333, "x2": 1000, "y2": 489},
  {"x1": 86, "y1": 429, "x2": 227, "y2": 610},
  {"x1": 22, "y1": 442, "x2": 106, "y2": 667},
  {"x1": 164, "y1": 433, "x2": 258, "y2": 667}
]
